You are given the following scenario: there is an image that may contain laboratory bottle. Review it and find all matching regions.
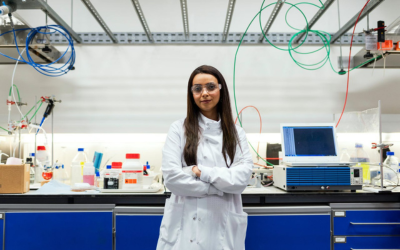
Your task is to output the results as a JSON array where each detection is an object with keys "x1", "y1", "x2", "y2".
[
  {"x1": 350, "y1": 143, "x2": 371, "y2": 184},
  {"x1": 145, "y1": 161, "x2": 153, "y2": 175},
  {"x1": 95, "y1": 171, "x2": 101, "y2": 188},
  {"x1": 103, "y1": 165, "x2": 119, "y2": 189},
  {"x1": 35, "y1": 146, "x2": 48, "y2": 183},
  {"x1": 121, "y1": 153, "x2": 143, "y2": 189},
  {"x1": 70, "y1": 148, "x2": 88, "y2": 185},
  {"x1": 340, "y1": 148, "x2": 351, "y2": 162},
  {"x1": 143, "y1": 165, "x2": 149, "y2": 176},
  {"x1": 111, "y1": 162, "x2": 123, "y2": 185},
  {"x1": 383, "y1": 152, "x2": 399, "y2": 183},
  {"x1": 83, "y1": 162, "x2": 95, "y2": 186},
  {"x1": 36, "y1": 146, "x2": 49, "y2": 164},
  {"x1": 26, "y1": 153, "x2": 35, "y2": 184}
]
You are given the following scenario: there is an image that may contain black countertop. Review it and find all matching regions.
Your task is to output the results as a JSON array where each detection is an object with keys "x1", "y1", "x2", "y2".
[{"x1": 0, "y1": 187, "x2": 399, "y2": 206}]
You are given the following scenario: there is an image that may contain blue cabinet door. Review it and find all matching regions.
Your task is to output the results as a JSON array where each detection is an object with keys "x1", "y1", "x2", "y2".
[
  {"x1": 115, "y1": 215, "x2": 163, "y2": 250},
  {"x1": 246, "y1": 215, "x2": 331, "y2": 250},
  {"x1": 334, "y1": 210, "x2": 400, "y2": 236},
  {"x1": 334, "y1": 236, "x2": 400, "y2": 250},
  {"x1": 5, "y1": 212, "x2": 112, "y2": 250}
]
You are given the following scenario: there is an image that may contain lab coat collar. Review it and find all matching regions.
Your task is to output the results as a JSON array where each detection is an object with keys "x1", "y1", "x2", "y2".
[{"x1": 199, "y1": 112, "x2": 221, "y2": 131}]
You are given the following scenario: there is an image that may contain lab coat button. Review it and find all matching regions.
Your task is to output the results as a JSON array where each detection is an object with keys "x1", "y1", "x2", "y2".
[
  {"x1": 198, "y1": 218, "x2": 201, "y2": 221},
  {"x1": 193, "y1": 217, "x2": 196, "y2": 220},
  {"x1": 190, "y1": 240, "x2": 193, "y2": 243},
  {"x1": 204, "y1": 156, "x2": 207, "y2": 159},
  {"x1": 205, "y1": 138, "x2": 209, "y2": 142}
]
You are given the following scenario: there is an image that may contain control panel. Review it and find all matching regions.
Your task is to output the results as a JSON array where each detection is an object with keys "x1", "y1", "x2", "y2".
[{"x1": 350, "y1": 167, "x2": 363, "y2": 185}]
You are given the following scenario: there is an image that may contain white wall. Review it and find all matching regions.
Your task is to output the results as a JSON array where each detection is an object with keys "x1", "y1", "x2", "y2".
[{"x1": 0, "y1": 0, "x2": 399, "y2": 163}]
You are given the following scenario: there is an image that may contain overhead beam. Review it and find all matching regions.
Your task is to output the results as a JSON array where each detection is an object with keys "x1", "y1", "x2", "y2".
[
  {"x1": 330, "y1": 0, "x2": 384, "y2": 44},
  {"x1": 81, "y1": 0, "x2": 118, "y2": 43},
  {"x1": 222, "y1": 0, "x2": 236, "y2": 42},
  {"x1": 294, "y1": 0, "x2": 335, "y2": 44},
  {"x1": 130, "y1": 0, "x2": 153, "y2": 42},
  {"x1": 180, "y1": 0, "x2": 189, "y2": 40},
  {"x1": 8, "y1": 0, "x2": 82, "y2": 43},
  {"x1": 258, "y1": 0, "x2": 285, "y2": 42}
]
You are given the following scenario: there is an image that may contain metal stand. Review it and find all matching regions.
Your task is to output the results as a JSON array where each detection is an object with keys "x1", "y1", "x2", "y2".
[{"x1": 364, "y1": 100, "x2": 394, "y2": 193}]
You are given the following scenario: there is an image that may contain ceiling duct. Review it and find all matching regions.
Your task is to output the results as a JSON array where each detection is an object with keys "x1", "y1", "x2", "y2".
[{"x1": 0, "y1": 13, "x2": 70, "y2": 65}]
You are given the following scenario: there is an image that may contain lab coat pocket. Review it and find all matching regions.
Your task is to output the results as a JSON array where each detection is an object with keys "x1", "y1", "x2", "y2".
[
  {"x1": 160, "y1": 198, "x2": 184, "y2": 244},
  {"x1": 223, "y1": 211, "x2": 248, "y2": 250}
]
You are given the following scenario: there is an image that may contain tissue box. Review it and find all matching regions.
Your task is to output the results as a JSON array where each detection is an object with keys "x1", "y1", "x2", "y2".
[{"x1": 0, "y1": 164, "x2": 30, "y2": 193}]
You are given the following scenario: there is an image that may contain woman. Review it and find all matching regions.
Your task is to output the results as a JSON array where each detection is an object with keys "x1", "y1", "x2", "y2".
[{"x1": 157, "y1": 65, "x2": 253, "y2": 250}]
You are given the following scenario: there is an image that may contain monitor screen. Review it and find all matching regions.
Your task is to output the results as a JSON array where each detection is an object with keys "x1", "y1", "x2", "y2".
[{"x1": 283, "y1": 126, "x2": 337, "y2": 157}]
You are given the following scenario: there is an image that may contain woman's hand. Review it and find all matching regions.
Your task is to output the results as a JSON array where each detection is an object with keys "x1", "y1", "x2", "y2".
[{"x1": 192, "y1": 166, "x2": 201, "y2": 177}]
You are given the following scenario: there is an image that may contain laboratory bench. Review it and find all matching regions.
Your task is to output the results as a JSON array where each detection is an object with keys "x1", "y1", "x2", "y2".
[
  {"x1": 0, "y1": 187, "x2": 399, "y2": 250},
  {"x1": 0, "y1": 186, "x2": 399, "y2": 205}
]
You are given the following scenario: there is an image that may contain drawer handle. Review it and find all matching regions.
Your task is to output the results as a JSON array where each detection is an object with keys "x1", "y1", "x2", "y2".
[{"x1": 350, "y1": 222, "x2": 400, "y2": 225}]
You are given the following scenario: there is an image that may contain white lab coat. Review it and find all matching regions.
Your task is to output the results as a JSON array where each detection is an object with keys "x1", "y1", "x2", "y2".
[{"x1": 157, "y1": 114, "x2": 253, "y2": 250}]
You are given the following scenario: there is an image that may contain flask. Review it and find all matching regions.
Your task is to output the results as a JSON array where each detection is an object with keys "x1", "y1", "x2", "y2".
[
  {"x1": 121, "y1": 153, "x2": 143, "y2": 189},
  {"x1": 70, "y1": 148, "x2": 88, "y2": 185},
  {"x1": 340, "y1": 148, "x2": 351, "y2": 162},
  {"x1": 350, "y1": 143, "x2": 370, "y2": 184}
]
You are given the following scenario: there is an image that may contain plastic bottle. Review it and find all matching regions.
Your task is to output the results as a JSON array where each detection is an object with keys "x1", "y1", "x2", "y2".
[
  {"x1": 121, "y1": 153, "x2": 143, "y2": 189},
  {"x1": 103, "y1": 164, "x2": 119, "y2": 189},
  {"x1": 350, "y1": 143, "x2": 370, "y2": 184},
  {"x1": 143, "y1": 165, "x2": 149, "y2": 176},
  {"x1": 383, "y1": 152, "x2": 399, "y2": 183},
  {"x1": 26, "y1": 153, "x2": 35, "y2": 184},
  {"x1": 340, "y1": 148, "x2": 351, "y2": 162},
  {"x1": 70, "y1": 148, "x2": 88, "y2": 185},
  {"x1": 35, "y1": 146, "x2": 48, "y2": 183},
  {"x1": 94, "y1": 172, "x2": 101, "y2": 188},
  {"x1": 36, "y1": 146, "x2": 49, "y2": 164},
  {"x1": 83, "y1": 162, "x2": 95, "y2": 186}
]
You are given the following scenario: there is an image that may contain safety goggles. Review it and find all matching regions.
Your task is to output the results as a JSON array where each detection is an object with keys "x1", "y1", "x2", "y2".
[{"x1": 191, "y1": 82, "x2": 222, "y2": 94}]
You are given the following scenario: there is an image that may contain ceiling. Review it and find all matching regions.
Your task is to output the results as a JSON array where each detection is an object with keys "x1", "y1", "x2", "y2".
[{"x1": 13, "y1": 0, "x2": 399, "y2": 37}]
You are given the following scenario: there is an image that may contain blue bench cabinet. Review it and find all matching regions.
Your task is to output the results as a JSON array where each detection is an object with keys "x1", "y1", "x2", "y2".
[
  {"x1": 0, "y1": 213, "x2": 3, "y2": 250},
  {"x1": 245, "y1": 206, "x2": 331, "y2": 250},
  {"x1": 0, "y1": 204, "x2": 114, "y2": 250},
  {"x1": 331, "y1": 203, "x2": 400, "y2": 250},
  {"x1": 114, "y1": 207, "x2": 163, "y2": 250}
]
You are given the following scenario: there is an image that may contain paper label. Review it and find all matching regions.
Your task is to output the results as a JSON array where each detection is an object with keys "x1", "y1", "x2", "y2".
[
  {"x1": 335, "y1": 237, "x2": 346, "y2": 243},
  {"x1": 123, "y1": 172, "x2": 139, "y2": 184},
  {"x1": 0, "y1": 214, "x2": 3, "y2": 219},
  {"x1": 335, "y1": 211, "x2": 345, "y2": 217}
]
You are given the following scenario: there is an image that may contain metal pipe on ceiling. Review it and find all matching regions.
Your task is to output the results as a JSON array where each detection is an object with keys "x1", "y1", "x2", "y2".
[
  {"x1": 222, "y1": 0, "x2": 236, "y2": 42},
  {"x1": 258, "y1": 0, "x2": 285, "y2": 43},
  {"x1": 330, "y1": 0, "x2": 384, "y2": 44},
  {"x1": 81, "y1": 0, "x2": 118, "y2": 43},
  {"x1": 180, "y1": 0, "x2": 189, "y2": 40},
  {"x1": 130, "y1": 0, "x2": 153, "y2": 42},
  {"x1": 294, "y1": 0, "x2": 335, "y2": 44}
]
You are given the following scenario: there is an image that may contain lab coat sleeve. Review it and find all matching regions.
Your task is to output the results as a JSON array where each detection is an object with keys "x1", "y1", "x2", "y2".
[
  {"x1": 197, "y1": 127, "x2": 253, "y2": 194},
  {"x1": 162, "y1": 122, "x2": 223, "y2": 197}
]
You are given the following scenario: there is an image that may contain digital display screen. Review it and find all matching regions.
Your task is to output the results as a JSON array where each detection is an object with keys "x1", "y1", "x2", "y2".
[
  {"x1": 283, "y1": 126, "x2": 337, "y2": 157},
  {"x1": 354, "y1": 169, "x2": 360, "y2": 178}
]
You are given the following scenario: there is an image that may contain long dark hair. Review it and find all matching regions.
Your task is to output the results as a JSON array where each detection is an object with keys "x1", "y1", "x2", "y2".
[{"x1": 183, "y1": 65, "x2": 239, "y2": 167}]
